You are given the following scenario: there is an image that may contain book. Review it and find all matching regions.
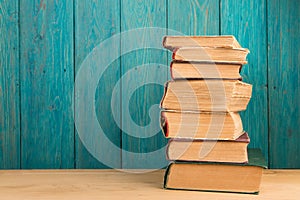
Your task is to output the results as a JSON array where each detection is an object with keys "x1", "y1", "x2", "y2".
[
  {"x1": 170, "y1": 61, "x2": 242, "y2": 80},
  {"x1": 166, "y1": 132, "x2": 249, "y2": 163},
  {"x1": 172, "y1": 47, "x2": 249, "y2": 64},
  {"x1": 160, "y1": 80, "x2": 252, "y2": 112},
  {"x1": 164, "y1": 148, "x2": 267, "y2": 194},
  {"x1": 161, "y1": 111, "x2": 244, "y2": 140},
  {"x1": 163, "y1": 35, "x2": 242, "y2": 51}
]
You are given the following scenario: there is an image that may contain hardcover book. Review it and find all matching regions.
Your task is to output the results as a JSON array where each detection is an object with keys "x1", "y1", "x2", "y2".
[
  {"x1": 172, "y1": 47, "x2": 249, "y2": 64},
  {"x1": 170, "y1": 61, "x2": 242, "y2": 80},
  {"x1": 161, "y1": 111, "x2": 244, "y2": 140},
  {"x1": 166, "y1": 132, "x2": 249, "y2": 163},
  {"x1": 160, "y1": 80, "x2": 252, "y2": 112},
  {"x1": 163, "y1": 35, "x2": 242, "y2": 51},
  {"x1": 164, "y1": 148, "x2": 267, "y2": 194}
]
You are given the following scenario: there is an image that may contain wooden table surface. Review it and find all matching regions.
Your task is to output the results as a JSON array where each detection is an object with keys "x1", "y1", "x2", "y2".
[{"x1": 0, "y1": 169, "x2": 299, "y2": 200}]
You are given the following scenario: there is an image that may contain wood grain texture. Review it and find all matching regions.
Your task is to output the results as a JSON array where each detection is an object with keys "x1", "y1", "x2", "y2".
[
  {"x1": 268, "y1": 0, "x2": 300, "y2": 168},
  {"x1": 168, "y1": 0, "x2": 219, "y2": 35},
  {"x1": 221, "y1": 0, "x2": 268, "y2": 164},
  {"x1": 121, "y1": 0, "x2": 168, "y2": 168},
  {"x1": 74, "y1": 0, "x2": 121, "y2": 168},
  {"x1": 168, "y1": 0, "x2": 219, "y2": 79},
  {"x1": 0, "y1": 170, "x2": 300, "y2": 200},
  {"x1": 20, "y1": 0, "x2": 74, "y2": 168},
  {"x1": 0, "y1": 0, "x2": 299, "y2": 170},
  {"x1": 0, "y1": 0, "x2": 20, "y2": 169}
]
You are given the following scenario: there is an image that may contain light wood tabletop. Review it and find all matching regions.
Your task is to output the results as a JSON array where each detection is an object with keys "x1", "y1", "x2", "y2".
[{"x1": 0, "y1": 169, "x2": 299, "y2": 200}]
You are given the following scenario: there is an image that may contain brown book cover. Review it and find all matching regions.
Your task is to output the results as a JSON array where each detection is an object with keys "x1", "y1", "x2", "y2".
[
  {"x1": 162, "y1": 35, "x2": 242, "y2": 51},
  {"x1": 164, "y1": 148, "x2": 267, "y2": 194}
]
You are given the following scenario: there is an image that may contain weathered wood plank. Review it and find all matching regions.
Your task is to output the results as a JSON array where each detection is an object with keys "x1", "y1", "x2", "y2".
[
  {"x1": 20, "y1": 0, "x2": 74, "y2": 168},
  {"x1": 168, "y1": 0, "x2": 219, "y2": 35},
  {"x1": 0, "y1": 0, "x2": 296, "y2": 170},
  {"x1": 221, "y1": 0, "x2": 269, "y2": 164},
  {"x1": 121, "y1": 0, "x2": 168, "y2": 168},
  {"x1": 268, "y1": 0, "x2": 300, "y2": 168},
  {"x1": 1, "y1": 170, "x2": 300, "y2": 199},
  {"x1": 0, "y1": 0, "x2": 20, "y2": 169},
  {"x1": 168, "y1": 0, "x2": 219, "y2": 78},
  {"x1": 74, "y1": 0, "x2": 121, "y2": 168}
]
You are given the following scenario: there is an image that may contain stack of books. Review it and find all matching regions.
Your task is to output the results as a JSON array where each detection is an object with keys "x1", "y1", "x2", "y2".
[{"x1": 160, "y1": 36, "x2": 266, "y2": 194}]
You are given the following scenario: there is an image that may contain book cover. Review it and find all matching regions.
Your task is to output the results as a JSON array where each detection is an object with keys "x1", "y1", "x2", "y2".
[
  {"x1": 163, "y1": 35, "x2": 242, "y2": 51},
  {"x1": 170, "y1": 61, "x2": 242, "y2": 80},
  {"x1": 172, "y1": 47, "x2": 249, "y2": 64},
  {"x1": 160, "y1": 80, "x2": 252, "y2": 112},
  {"x1": 166, "y1": 132, "x2": 250, "y2": 163},
  {"x1": 164, "y1": 148, "x2": 267, "y2": 194},
  {"x1": 160, "y1": 110, "x2": 244, "y2": 140}
]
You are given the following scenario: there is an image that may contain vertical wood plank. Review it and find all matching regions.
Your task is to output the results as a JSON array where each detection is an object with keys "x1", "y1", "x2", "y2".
[
  {"x1": 168, "y1": 0, "x2": 219, "y2": 35},
  {"x1": 121, "y1": 0, "x2": 168, "y2": 168},
  {"x1": 20, "y1": 0, "x2": 74, "y2": 168},
  {"x1": 0, "y1": 0, "x2": 20, "y2": 169},
  {"x1": 221, "y1": 0, "x2": 269, "y2": 164},
  {"x1": 75, "y1": 0, "x2": 121, "y2": 168},
  {"x1": 168, "y1": 0, "x2": 219, "y2": 84},
  {"x1": 268, "y1": 0, "x2": 300, "y2": 168}
]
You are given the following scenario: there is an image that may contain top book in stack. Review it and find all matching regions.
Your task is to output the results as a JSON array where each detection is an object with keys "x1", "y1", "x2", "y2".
[
  {"x1": 163, "y1": 35, "x2": 248, "y2": 64},
  {"x1": 163, "y1": 36, "x2": 249, "y2": 79},
  {"x1": 163, "y1": 35, "x2": 242, "y2": 50}
]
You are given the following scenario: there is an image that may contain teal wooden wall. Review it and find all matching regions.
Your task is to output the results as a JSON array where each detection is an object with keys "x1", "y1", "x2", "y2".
[{"x1": 0, "y1": 0, "x2": 299, "y2": 169}]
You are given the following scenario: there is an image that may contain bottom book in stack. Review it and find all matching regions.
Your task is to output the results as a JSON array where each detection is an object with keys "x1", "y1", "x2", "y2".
[{"x1": 164, "y1": 148, "x2": 267, "y2": 194}]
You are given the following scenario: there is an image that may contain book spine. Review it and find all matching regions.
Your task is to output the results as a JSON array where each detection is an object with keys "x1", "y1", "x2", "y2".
[
  {"x1": 160, "y1": 111, "x2": 169, "y2": 137},
  {"x1": 163, "y1": 163, "x2": 173, "y2": 189},
  {"x1": 170, "y1": 61, "x2": 174, "y2": 80},
  {"x1": 162, "y1": 36, "x2": 167, "y2": 48},
  {"x1": 165, "y1": 139, "x2": 171, "y2": 160},
  {"x1": 159, "y1": 81, "x2": 169, "y2": 109},
  {"x1": 172, "y1": 52, "x2": 175, "y2": 60},
  {"x1": 172, "y1": 48, "x2": 179, "y2": 60},
  {"x1": 162, "y1": 37, "x2": 176, "y2": 51}
]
